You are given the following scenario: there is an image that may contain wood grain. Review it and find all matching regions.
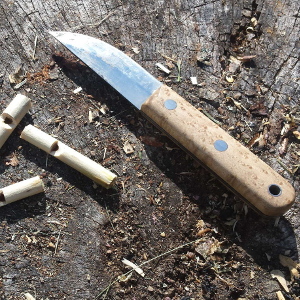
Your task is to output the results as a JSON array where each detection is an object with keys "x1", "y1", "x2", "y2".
[{"x1": 141, "y1": 84, "x2": 295, "y2": 216}]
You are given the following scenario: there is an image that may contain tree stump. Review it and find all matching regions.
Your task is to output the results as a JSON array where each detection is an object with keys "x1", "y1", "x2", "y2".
[{"x1": 0, "y1": 1, "x2": 299, "y2": 299}]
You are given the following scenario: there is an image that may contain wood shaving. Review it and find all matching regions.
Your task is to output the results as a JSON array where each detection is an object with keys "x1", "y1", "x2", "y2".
[
  {"x1": 270, "y1": 269, "x2": 289, "y2": 292},
  {"x1": 156, "y1": 63, "x2": 171, "y2": 74},
  {"x1": 276, "y1": 291, "x2": 285, "y2": 300},
  {"x1": 122, "y1": 258, "x2": 145, "y2": 277},
  {"x1": 237, "y1": 55, "x2": 256, "y2": 62},
  {"x1": 279, "y1": 254, "x2": 300, "y2": 281}
]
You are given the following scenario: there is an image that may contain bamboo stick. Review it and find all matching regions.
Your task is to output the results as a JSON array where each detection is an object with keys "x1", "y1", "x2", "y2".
[
  {"x1": 0, "y1": 94, "x2": 31, "y2": 149},
  {"x1": 0, "y1": 176, "x2": 44, "y2": 207},
  {"x1": 19, "y1": 124, "x2": 58, "y2": 153},
  {"x1": 20, "y1": 125, "x2": 117, "y2": 189}
]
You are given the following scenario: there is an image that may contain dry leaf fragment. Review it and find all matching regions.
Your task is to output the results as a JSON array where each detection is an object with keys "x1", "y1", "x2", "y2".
[
  {"x1": 140, "y1": 136, "x2": 163, "y2": 147},
  {"x1": 9, "y1": 65, "x2": 26, "y2": 84},
  {"x1": 5, "y1": 152, "x2": 19, "y2": 167},
  {"x1": 279, "y1": 254, "x2": 299, "y2": 281},
  {"x1": 270, "y1": 269, "x2": 289, "y2": 292},
  {"x1": 195, "y1": 238, "x2": 221, "y2": 259},
  {"x1": 123, "y1": 140, "x2": 134, "y2": 154}
]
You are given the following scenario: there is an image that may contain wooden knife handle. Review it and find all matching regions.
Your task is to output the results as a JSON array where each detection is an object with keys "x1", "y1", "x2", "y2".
[{"x1": 141, "y1": 85, "x2": 295, "y2": 216}]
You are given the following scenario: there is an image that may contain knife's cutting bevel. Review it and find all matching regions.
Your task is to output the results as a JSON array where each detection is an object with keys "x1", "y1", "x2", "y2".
[{"x1": 141, "y1": 85, "x2": 295, "y2": 216}]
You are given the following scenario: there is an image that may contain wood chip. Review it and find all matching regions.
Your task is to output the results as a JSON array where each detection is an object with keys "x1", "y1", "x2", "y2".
[
  {"x1": 293, "y1": 130, "x2": 300, "y2": 140},
  {"x1": 225, "y1": 75, "x2": 235, "y2": 83},
  {"x1": 123, "y1": 140, "x2": 134, "y2": 154},
  {"x1": 132, "y1": 47, "x2": 140, "y2": 54},
  {"x1": 190, "y1": 76, "x2": 198, "y2": 85},
  {"x1": 24, "y1": 293, "x2": 36, "y2": 300},
  {"x1": 73, "y1": 86, "x2": 82, "y2": 94}
]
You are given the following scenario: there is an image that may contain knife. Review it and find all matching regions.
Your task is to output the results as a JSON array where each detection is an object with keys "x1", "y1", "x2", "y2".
[{"x1": 49, "y1": 31, "x2": 295, "y2": 217}]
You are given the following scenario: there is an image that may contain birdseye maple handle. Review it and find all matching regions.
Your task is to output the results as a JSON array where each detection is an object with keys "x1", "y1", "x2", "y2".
[{"x1": 141, "y1": 85, "x2": 295, "y2": 216}]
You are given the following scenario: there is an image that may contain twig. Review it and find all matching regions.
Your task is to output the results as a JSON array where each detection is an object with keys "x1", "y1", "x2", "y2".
[{"x1": 176, "y1": 59, "x2": 182, "y2": 82}]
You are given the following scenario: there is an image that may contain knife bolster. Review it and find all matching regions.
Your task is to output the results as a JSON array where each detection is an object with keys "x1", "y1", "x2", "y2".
[{"x1": 141, "y1": 84, "x2": 295, "y2": 216}]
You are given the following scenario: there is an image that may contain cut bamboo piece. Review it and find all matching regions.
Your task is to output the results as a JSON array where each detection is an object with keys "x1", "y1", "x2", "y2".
[
  {"x1": 0, "y1": 94, "x2": 32, "y2": 149},
  {"x1": 0, "y1": 176, "x2": 44, "y2": 207},
  {"x1": 20, "y1": 125, "x2": 117, "y2": 189},
  {"x1": 19, "y1": 124, "x2": 58, "y2": 153}
]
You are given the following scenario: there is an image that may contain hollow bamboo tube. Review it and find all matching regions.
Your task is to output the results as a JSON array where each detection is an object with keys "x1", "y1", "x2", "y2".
[
  {"x1": 0, "y1": 176, "x2": 44, "y2": 207},
  {"x1": 19, "y1": 124, "x2": 58, "y2": 153},
  {"x1": 0, "y1": 94, "x2": 32, "y2": 149},
  {"x1": 20, "y1": 125, "x2": 117, "y2": 189}
]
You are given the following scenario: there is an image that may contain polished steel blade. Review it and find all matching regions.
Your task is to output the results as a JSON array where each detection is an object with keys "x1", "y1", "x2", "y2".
[{"x1": 50, "y1": 31, "x2": 162, "y2": 109}]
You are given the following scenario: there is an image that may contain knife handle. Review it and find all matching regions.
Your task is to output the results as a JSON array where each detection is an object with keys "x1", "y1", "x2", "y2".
[{"x1": 141, "y1": 85, "x2": 295, "y2": 216}]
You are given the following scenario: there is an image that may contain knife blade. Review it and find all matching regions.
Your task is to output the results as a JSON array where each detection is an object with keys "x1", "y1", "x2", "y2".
[{"x1": 49, "y1": 31, "x2": 295, "y2": 217}]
